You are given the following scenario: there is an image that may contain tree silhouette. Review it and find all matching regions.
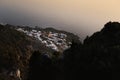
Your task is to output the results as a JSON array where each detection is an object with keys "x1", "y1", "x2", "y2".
[{"x1": 29, "y1": 51, "x2": 62, "y2": 80}]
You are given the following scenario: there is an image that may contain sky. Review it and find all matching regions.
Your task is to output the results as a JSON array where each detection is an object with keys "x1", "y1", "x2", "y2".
[{"x1": 0, "y1": 0, "x2": 120, "y2": 39}]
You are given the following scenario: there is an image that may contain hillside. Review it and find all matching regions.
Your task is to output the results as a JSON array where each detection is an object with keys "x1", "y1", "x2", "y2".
[{"x1": 0, "y1": 24, "x2": 80, "y2": 80}]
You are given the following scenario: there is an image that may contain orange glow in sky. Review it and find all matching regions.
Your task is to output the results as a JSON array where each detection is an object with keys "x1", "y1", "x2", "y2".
[{"x1": 0, "y1": 0, "x2": 120, "y2": 38}]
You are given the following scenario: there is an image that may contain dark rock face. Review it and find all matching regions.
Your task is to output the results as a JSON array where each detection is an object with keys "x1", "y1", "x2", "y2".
[
  {"x1": 101, "y1": 22, "x2": 120, "y2": 34},
  {"x1": 84, "y1": 22, "x2": 120, "y2": 46},
  {"x1": 64, "y1": 22, "x2": 120, "y2": 80}
]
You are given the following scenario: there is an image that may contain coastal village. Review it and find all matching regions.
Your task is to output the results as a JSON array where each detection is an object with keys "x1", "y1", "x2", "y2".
[{"x1": 17, "y1": 28, "x2": 72, "y2": 52}]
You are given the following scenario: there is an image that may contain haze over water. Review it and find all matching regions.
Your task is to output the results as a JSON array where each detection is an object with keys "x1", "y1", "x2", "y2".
[{"x1": 0, "y1": 0, "x2": 120, "y2": 39}]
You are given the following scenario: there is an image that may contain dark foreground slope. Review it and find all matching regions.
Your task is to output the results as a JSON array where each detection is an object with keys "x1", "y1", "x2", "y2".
[
  {"x1": 0, "y1": 24, "x2": 42, "y2": 80},
  {"x1": 64, "y1": 22, "x2": 120, "y2": 80}
]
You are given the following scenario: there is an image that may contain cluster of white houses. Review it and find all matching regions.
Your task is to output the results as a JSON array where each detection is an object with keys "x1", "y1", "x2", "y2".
[{"x1": 17, "y1": 28, "x2": 71, "y2": 52}]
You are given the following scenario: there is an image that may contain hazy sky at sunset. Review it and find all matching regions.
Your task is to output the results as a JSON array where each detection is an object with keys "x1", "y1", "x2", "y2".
[{"x1": 0, "y1": 0, "x2": 120, "y2": 39}]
